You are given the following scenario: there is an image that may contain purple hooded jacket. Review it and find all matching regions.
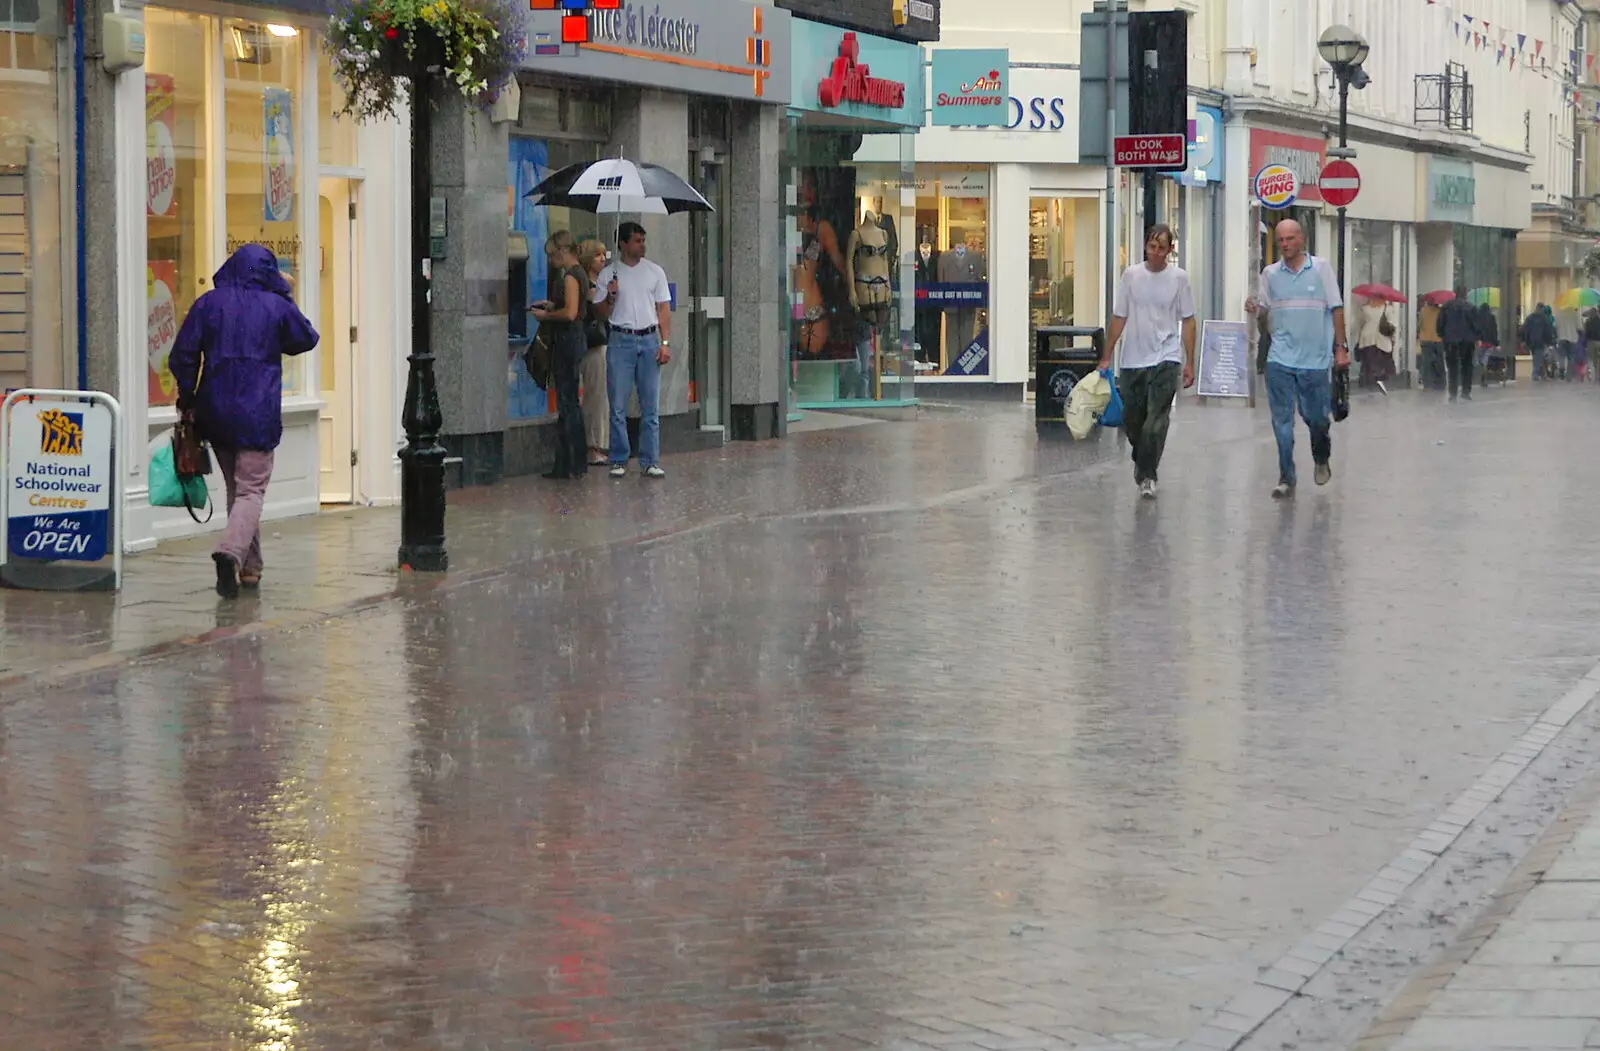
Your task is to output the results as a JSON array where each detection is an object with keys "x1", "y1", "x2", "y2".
[{"x1": 168, "y1": 244, "x2": 319, "y2": 451}]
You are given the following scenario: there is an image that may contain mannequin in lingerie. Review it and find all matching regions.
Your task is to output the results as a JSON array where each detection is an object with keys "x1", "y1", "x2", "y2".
[{"x1": 847, "y1": 211, "x2": 893, "y2": 398}]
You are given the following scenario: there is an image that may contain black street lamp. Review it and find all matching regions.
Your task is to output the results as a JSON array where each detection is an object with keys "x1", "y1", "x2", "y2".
[
  {"x1": 1318, "y1": 24, "x2": 1371, "y2": 302},
  {"x1": 398, "y1": 74, "x2": 448, "y2": 572}
]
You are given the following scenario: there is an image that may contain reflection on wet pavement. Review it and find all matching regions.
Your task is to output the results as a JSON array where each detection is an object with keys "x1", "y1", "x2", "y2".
[{"x1": 5, "y1": 390, "x2": 1600, "y2": 1050}]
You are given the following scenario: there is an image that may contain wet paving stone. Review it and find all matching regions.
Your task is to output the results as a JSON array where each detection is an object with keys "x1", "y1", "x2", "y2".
[{"x1": 4, "y1": 390, "x2": 1600, "y2": 1049}]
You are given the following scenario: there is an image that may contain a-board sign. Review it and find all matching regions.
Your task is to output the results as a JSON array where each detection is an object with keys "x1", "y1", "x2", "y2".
[
  {"x1": 6, "y1": 396, "x2": 115, "y2": 561},
  {"x1": 1197, "y1": 320, "x2": 1253, "y2": 399}
]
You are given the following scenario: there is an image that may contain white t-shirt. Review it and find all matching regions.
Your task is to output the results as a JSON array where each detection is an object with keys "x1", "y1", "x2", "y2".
[
  {"x1": 1112, "y1": 262, "x2": 1196, "y2": 369},
  {"x1": 595, "y1": 257, "x2": 672, "y2": 331}
]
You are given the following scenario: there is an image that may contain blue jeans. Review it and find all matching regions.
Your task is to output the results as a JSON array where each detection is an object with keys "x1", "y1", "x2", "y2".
[
  {"x1": 607, "y1": 330, "x2": 662, "y2": 468},
  {"x1": 1265, "y1": 362, "x2": 1331, "y2": 487}
]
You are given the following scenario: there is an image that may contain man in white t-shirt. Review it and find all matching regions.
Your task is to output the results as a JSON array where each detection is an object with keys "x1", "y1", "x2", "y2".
[
  {"x1": 592, "y1": 221, "x2": 674, "y2": 479},
  {"x1": 1098, "y1": 223, "x2": 1197, "y2": 499}
]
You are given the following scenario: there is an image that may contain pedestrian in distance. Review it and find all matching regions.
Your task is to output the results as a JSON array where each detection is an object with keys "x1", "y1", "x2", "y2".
[
  {"x1": 1437, "y1": 288, "x2": 1478, "y2": 402},
  {"x1": 168, "y1": 243, "x2": 319, "y2": 598},
  {"x1": 1474, "y1": 301, "x2": 1501, "y2": 385},
  {"x1": 1556, "y1": 304, "x2": 1580, "y2": 380},
  {"x1": 1097, "y1": 223, "x2": 1196, "y2": 500},
  {"x1": 1523, "y1": 303, "x2": 1555, "y2": 381},
  {"x1": 591, "y1": 221, "x2": 673, "y2": 479},
  {"x1": 577, "y1": 239, "x2": 612, "y2": 466},
  {"x1": 1247, "y1": 220, "x2": 1348, "y2": 500},
  {"x1": 529, "y1": 231, "x2": 590, "y2": 481},
  {"x1": 1355, "y1": 296, "x2": 1396, "y2": 390},
  {"x1": 1418, "y1": 298, "x2": 1444, "y2": 391},
  {"x1": 1580, "y1": 307, "x2": 1600, "y2": 382}
]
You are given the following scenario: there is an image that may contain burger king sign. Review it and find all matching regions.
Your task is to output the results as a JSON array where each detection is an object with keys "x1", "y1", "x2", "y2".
[{"x1": 1253, "y1": 164, "x2": 1300, "y2": 210}]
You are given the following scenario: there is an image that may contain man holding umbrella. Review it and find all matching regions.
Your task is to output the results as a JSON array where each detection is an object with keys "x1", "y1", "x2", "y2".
[{"x1": 593, "y1": 221, "x2": 673, "y2": 479}]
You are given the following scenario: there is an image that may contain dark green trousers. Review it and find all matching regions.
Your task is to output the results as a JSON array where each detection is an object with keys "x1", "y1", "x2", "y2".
[{"x1": 1117, "y1": 361, "x2": 1181, "y2": 483}]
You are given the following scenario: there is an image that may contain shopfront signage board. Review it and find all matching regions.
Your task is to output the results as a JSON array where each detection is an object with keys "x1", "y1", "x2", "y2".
[
  {"x1": 522, "y1": 0, "x2": 793, "y2": 106},
  {"x1": 1114, "y1": 134, "x2": 1186, "y2": 168},
  {"x1": 1170, "y1": 105, "x2": 1224, "y2": 187},
  {"x1": 1318, "y1": 159, "x2": 1361, "y2": 208},
  {"x1": 1250, "y1": 129, "x2": 1325, "y2": 204},
  {"x1": 0, "y1": 390, "x2": 124, "y2": 591},
  {"x1": 1426, "y1": 156, "x2": 1476, "y2": 223},
  {"x1": 1253, "y1": 164, "x2": 1300, "y2": 209},
  {"x1": 789, "y1": 17, "x2": 923, "y2": 127},
  {"x1": 818, "y1": 31, "x2": 906, "y2": 109},
  {"x1": 930, "y1": 49, "x2": 1009, "y2": 126},
  {"x1": 1197, "y1": 321, "x2": 1252, "y2": 399}
]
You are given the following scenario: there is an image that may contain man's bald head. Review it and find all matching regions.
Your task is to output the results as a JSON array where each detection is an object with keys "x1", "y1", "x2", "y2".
[{"x1": 1274, "y1": 219, "x2": 1307, "y2": 265}]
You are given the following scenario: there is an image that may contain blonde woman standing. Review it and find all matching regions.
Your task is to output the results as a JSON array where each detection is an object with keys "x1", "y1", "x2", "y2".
[
  {"x1": 578, "y1": 239, "x2": 611, "y2": 465},
  {"x1": 529, "y1": 231, "x2": 589, "y2": 479}
]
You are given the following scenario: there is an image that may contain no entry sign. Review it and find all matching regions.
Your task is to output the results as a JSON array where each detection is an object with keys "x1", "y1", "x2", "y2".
[
  {"x1": 1114, "y1": 134, "x2": 1186, "y2": 169},
  {"x1": 1318, "y1": 159, "x2": 1361, "y2": 208}
]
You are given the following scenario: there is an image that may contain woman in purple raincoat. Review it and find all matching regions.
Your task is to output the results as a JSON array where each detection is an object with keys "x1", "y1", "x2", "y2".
[{"x1": 169, "y1": 244, "x2": 318, "y2": 598}]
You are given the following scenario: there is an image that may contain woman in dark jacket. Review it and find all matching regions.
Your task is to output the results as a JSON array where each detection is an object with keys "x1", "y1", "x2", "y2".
[
  {"x1": 529, "y1": 231, "x2": 589, "y2": 480},
  {"x1": 169, "y1": 244, "x2": 319, "y2": 597}
]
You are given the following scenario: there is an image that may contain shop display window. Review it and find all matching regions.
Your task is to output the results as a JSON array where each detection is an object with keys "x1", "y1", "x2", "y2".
[
  {"x1": 318, "y1": 52, "x2": 357, "y2": 169},
  {"x1": 145, "y1": 10, "x2": 312, "y2": 406},
  {"x1": 910, "y1": 165, "x2": 989, "y2": 375},
  {"x1": 785, "y1": 120, "x2": 916, "y2": 406},
  {"x1": 145, "y1": 9, "x2": 214, "y2": 408},
  {"x1": 0, "y1": 0, "x2": 65, "y2": 392},
  {"x1": 506, "y1": 79, "x2": 613, "y2": 421},
  {"x1": 224, "y1": 18, "x2": 304, "y2": 395},
  {"x1": 1028, "y1": 198, "x2": 1079, "y2": 369}
]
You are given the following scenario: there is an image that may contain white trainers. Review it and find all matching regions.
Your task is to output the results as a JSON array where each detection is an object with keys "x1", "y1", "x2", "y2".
[
  {"x1": 1271, "y1": 481, "x2": 1295, "y2": 500},
  {"x1": 644, "y1": 465, "x2": 666, "y2": 479},
  {"x1": 1139, "y1": 479, "x2": 1157, "y2": 500},
  {"x1": 609, "y1": 465, "x2": 626, "y2": 478}
]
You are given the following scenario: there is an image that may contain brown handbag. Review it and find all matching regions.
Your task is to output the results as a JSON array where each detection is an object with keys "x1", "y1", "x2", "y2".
[{"x1": 174, "y1": 353, "x2": 213, "y2": 479}]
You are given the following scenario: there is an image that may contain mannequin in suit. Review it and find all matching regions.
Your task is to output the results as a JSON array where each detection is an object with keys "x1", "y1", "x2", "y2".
[
  {"x1": 914, "y1": 239, "x2": 940, "y2": 364},
  {"x1": 937, "y1": 234, "x2": 986, "y2": 363},
  {"x1": 847, "y1": 212, "x2": 893, "y2": 398}
]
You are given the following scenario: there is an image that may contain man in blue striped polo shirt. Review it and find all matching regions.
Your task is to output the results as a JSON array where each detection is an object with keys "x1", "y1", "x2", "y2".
[{"x1": 1248, "y1": 219, "x2": 1350, "y2": 500}]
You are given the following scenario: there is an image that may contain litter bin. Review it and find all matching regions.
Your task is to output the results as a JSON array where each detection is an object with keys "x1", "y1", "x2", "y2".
[{"x1": 1035, "y1": 325, "x2": 1105, "y2": 426}]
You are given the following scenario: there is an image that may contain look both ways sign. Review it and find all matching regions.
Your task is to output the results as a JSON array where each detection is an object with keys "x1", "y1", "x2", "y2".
[{"x1": 5, "y1": 395, "x2": 115, "y2": 564}]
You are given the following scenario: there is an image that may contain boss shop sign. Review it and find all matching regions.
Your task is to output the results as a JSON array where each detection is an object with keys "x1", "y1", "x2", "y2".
[{"x1": 6, "y1": 398, "x2": 114, "y2": 561}]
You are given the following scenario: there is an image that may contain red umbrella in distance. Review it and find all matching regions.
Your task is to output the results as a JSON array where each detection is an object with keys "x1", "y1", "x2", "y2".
[
  {"x1": 1352, "y1": 282, "x2": 1406, "y2": 303},
  {"x1": 1420, "y1": 289, "x2": 1456, "y2": 307}
]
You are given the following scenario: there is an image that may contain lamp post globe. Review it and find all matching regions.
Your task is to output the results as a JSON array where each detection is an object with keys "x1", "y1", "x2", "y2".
[{"x1": 1318, "y1": 24, "x2": 1370, "y2": 69}]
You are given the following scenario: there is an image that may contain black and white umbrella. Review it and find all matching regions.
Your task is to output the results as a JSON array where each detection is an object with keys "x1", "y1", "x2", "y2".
[{"x1": 524, "y1": 157, "x2": 713, "y2": 215}]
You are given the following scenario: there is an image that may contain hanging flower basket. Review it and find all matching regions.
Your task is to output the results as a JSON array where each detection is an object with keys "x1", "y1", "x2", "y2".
[{"x1": 327, "y1": 0, "x2": 526, "y2": 122}]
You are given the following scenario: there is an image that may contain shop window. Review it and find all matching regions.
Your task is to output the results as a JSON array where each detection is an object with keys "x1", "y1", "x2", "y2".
[
  {"x1": 785, "y1": 122, "x2": 916, "y2": 405},
  {"x1": 1029, "y1": 198, "x2": 1078, "y2": 368},
  {"x1": 0, "y1": 0, "x2": 62, "y2": 393},
  {"x1": 318, "y1": 50, "x2": 357, "y2": 169},
  {"x1": 912, "y1": 166, "x2": 989, "y2": 375},
  {"x1": 505, "y1": 80, "x2": 615, "y2": 420},
  {"x1": 224, "y1": 17, "x2": 304, "y2": 396},
  {"x1": 507, "y1": 135, "x2": 607, "y2": 421},
  {"x1": 144, "y1": 8, "x2": 213, "y2": 409},
  {"x1": 0, "y1": 0, "x2": 50, "y2": 70}
]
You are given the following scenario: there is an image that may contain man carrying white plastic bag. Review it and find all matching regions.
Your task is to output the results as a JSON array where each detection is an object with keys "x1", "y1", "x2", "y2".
[
  {"x1": 1065, "y1": 371, "x2": 1113, "y2": 440},
  {"x1": 1094, "y1": 223, "x2": 1196, "y2": 498}
]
